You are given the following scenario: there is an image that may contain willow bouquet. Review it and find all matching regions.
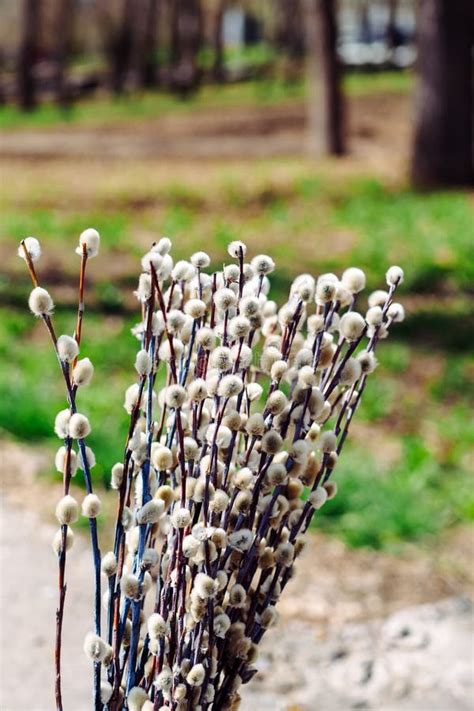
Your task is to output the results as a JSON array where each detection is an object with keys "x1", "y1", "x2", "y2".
[{"x1": 20, "y1": 232, "x2": 404, "y2": 711}]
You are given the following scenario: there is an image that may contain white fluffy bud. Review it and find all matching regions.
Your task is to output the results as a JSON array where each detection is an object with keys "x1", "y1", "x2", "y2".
[
  {"x1": 386, "y1": 265, "x2": 404, "y2": 286},
  {"x1": 69, "y1": 413, "x2": 91, "y2": 439},
  {"x1": 57, "y1": 335, "x2": 79, "y2": 363},
  {"x1": 55, "y1": 495, "x2": 79, "y2": 525},
  {"x1": 135, "y1": 349, "x2": 152, "y2": 376},
  {"x1": 81, "y1": 493, "x2": 101, "y2": 518},
  {"x1": 76, "y1": 228, "x2": 100, "y2": 258},
  {"x1": 18, "y1": 237, "x2": 41, "y2": 262},
  {"x1": 28, "y1": 287, "x2": 54, "y2": 316},
  {"x1": 73, "y1": 357, "x2": 94, "y2": 386},
  {"x1": 339, "y1": 312, "x2": 366, "y2": 342}
]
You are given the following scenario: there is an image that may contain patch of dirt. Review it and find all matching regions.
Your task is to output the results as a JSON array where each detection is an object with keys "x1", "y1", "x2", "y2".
[{"x1": 0, "y1": 93, "x2": 410, "y2": 172}]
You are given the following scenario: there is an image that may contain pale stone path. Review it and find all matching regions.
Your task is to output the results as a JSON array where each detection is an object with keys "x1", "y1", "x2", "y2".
[
  {"x1": 1, "y1": 498, "x2": 473, "y2": 711},
  {"x1": 1, "y1": 439, "x2": 473, "y2": 711}
]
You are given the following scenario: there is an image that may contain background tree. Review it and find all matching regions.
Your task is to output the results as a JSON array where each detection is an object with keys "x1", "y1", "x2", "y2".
[
  {"x1": 17, "y1": 0, "x2": 41, "y2": 110},
  {"x1": 304, "y1": 0, "x2": 345, "y2": 156},
  {"x1": 411, "y1": 0, "x2": 473, "y2": 187},
  {"x1": 53, "y1": 0, "x2": 75, "y2": 107},
  {"x1": 169, "y1": 0, "x2": 203, "y2": 93},
  {"x1": 386, "y1": 0, "x2": 400, "y2": 50},
  {"x1": 98, "y1": 0, "x2": 137, "y2": 94},
  {"x1": 212, "y1": 0, "x2": 227, "y2": 83},
  {"x1": 138, "y1": 0, "x2": 161, "y2": 88}
]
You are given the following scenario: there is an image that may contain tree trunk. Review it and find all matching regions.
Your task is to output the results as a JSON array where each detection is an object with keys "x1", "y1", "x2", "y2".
[
  {"x1": 277, "y1": 0, "x2": 304, "y2": 59},
  {"x1": 54, "y1": 0, "x2": 75, "y2": 108},
  {"x1": 111, "y1": 0, "x2": 135, "y2": 94},
  {"x1": 212, "y1": 0, "x2": 227, "y2": 83},
  {"x1": 304, "y1": 0, "x2": 346, "y2": 156},
  {"x1": 17, "y1": 0, "x2": 41, "y2": 111},
  {"x1": 411, "y1": 0, "x2": 474, "y2": 187},
  {"x1": 386, "y1": 0, "x2": 399, "y2": 50},
  {"x1": 169, "y1": 0, "x2": 202, "y2": 94},
  {"x1": 139, "y1": 0, "x2": 160, "y2": 88}
]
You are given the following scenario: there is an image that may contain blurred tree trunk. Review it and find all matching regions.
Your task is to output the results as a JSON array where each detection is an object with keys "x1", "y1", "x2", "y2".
[
  {"x1": 358, "y1": 0, "x2": 371, "y2": 43},
  {"x1": 304, "y1": 0, "x2": 345, "y2": 156},
  {"x1": 277, "y1": 0, "x2": 304, "y2": 58},
  {"x1": 212, "y1": 0, "x2": 227, "y2": 83},
  {"x1": 169, "y1": 0, "x2": 202, "y2": 93},
  {"x1": 54, "y1": 0, "x2": 75, "y2": 107},
  {"x1": 411, "y1": 0, "x2": 474, "y2": 187},
  {"x1": 111, "y1": 0, "x2": 136, "y2": 94},
  {"x1": 139, "y1": 0, "x2": 160, "y2": 88},
  {"x1": 386, "y1": 0, "x2": 399, "y2": 50},
  {"x1": 17, "y1": 0, "x2": 41, "y2": 111}
]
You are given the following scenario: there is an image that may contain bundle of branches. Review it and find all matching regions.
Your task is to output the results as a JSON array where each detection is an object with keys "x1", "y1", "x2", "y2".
[{"x1": 20, "y1": 232, "x2": 404, "y2": 711}]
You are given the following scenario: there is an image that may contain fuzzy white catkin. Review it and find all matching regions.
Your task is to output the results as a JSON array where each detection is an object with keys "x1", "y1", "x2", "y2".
[
  {"x1": 194, "y1": 573, "x2": 217, "y2": 599},
  {"x1": 18, "y1": 236, "x2": 41, "y2": 262},
  {"x1": 386, "y1": 265, "x2": 404, "y2": 286},
  {"x1": 57, "y1": 334, "x2": 79, "y2": 363},
  {"x1": 156, "y1": 667, "x2": 173, "y2": 691},
  {"x1": 319, "y1": 430, "x2": 337, "y2": 453},
  {"x1": 55, "y1": 446, "x2": 78, "y2": 476},
  {"x1": 69, "y1": 413, "x2": 91, "y2": 439},
  {"x1": 135, "y1": 349, "x2": 152, "y2": 376},
  {"x1": 191, "y1": 250, "x2": 210, "y2": 268},
  {"x1": 165, "y1": 384, "x2": 186, "y2": 409},
  {"x1": 73, "y1": 357, "x2": 94, "y2": 386},
  {"x1": 339, "y1": 312, "x2": 366, "y2": 341},
  {"x1": 184, "y1": 298, "x2": 206, "y2": 319},
  {"x1": 28, "y1": 287, "x2": 54, "y2": 316},
  {"x1": 387, "y1": 302, "x2": 405, "y2": 322},
  {"x1": 251, "y1": 254, "x2": 275, "y2": 275},
  {"x1": 137, "y1": 499, "x2": 164, "y2": 524},
  {"x1": 171, "y1": 507, "x2": 191, "y2": 529},
  {"x1": 76, "y1": 228, "x2": 100, "y2": 258},
  {"x1": 147, "y1": 613, "x2": 167, "y2": 638},
  {"x1": 83, "y1": 632, "x2": 106, "y2": 662},
  {"x1": 101, "y1": 551, "x2": 118, "y2": 577},
  {"x1": 54, "y1": 409, "x2": 71, "y2": 438},
  {"x1": 127, "y1": 686, "x2": 148, "y2": 711},
  {"x1": 366, "y1": 306, "x2": 383, "y2": 326},
  {"x1": 228, "y1": 240, "x2": 247, "y2": 258},
  {"x1": 341, "y1": 267, "x2": 366, "y2": 293},
  {"x1": 100, "y1": 681, "x2": 113, "y2": 704},
  {"x1": 121, "y1": 573, "x2": 140, "y2": 599},
  {"x1": 187, "y1": 663, "x2": 205, "y2": 687},
  {"x1": 309, "y1": 486, "x2": 328, "y2": 509},
  {"x1": 82, "y1": 493, "x2": 101, "y2": 518},
  {"x1": 111, "y1": 462, "x2": 124, "y2": 489},
  {"x1": 55, "y1": 495, "x2": 79, "y2": 525},
  {"x1": 52, "y1": 527, "x2": 74, "y2": 554}
]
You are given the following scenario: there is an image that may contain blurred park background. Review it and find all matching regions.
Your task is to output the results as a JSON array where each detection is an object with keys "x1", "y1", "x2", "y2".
[
  {"x1": 1, "y1": 0, "x2": 473, "y2": 543},
  {"x1": 0, "y1": 3, "x2": 473, "y2": 706}
]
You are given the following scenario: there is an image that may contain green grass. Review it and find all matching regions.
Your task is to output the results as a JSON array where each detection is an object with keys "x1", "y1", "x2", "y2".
[
  {"x1": 1, "y1": 300, "x2": 472, "y2": 548},
  {"x1": 317, "y1": 435, "x2": 474, "y2": 549},
  {"x1": 2, "y1": 175, "x2": 472, "y2": 313},
  {"x1": 0, "y1": 70, "x2": 412, "y2": 130},
  {"x1": 2, "y1": 70, "x2": 472, "y2": 550}
]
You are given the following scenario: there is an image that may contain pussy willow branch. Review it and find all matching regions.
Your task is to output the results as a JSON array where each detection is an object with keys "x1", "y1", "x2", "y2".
[{"x1": 21, "y1": 245, "x2": 103, "y2": 711}]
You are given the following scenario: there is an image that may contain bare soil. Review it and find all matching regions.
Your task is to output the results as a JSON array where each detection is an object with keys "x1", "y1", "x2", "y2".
[{"x1": 0, "y1": 93, "x2": 411, "y2": 174}]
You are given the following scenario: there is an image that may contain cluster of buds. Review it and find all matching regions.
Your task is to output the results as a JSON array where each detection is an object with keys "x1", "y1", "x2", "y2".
[{"x1": 20, "y1": 232, "x2": 404, "y2": 711}]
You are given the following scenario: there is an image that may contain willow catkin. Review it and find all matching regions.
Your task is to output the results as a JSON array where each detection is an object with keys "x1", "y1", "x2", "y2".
[{"x1": 20, "y1": 233, "x2": 404, "y2": 710}]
